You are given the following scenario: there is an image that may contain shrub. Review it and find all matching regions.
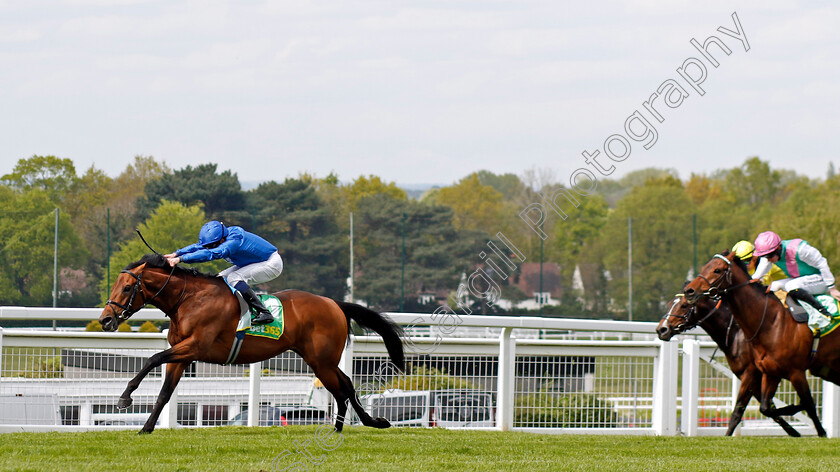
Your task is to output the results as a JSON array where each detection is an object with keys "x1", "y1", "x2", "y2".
[
  {"x1": 117, "y1": 322, "x2": 132, "y2": 332},
  {"x1": 138, "y1": 321, "x2": 159, "y2": 332},
  {"x1": 384, "y1": 366, "x2": 477, "y2": 391},
  {"x1": 514, "y1": 393, "x2": 618, "y2": 428},
  {"x1": 85, "y1": 320, "x2": 102, "y2": 331},
  {"x1": 22, "y1": 356, "x2": 64, "y2": 378}
]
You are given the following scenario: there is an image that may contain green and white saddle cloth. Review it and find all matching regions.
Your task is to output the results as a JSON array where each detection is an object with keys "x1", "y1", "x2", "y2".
[
  {"x1": 797, "y1": 294, "x2": 840, "y2": 337},
  {"x1": 234, "y1": 293, "x2": 285, "y2": 340}
]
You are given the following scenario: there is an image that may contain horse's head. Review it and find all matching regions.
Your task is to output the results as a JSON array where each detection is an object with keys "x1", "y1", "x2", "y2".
[
  {"x1": 99, "y1": 253, "x2": 177, "y2": 332},
  {"x1": 656, "y1": 283, "x2": 722, "y2": 340},
  {"x1": 683, "y1": 251, "x2": 738, "y2": 305},
  {"x1": 100, "y1": 264, "x2": 148, "y2": 331}
]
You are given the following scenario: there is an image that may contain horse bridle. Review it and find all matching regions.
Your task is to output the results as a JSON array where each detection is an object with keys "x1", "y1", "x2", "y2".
[
  {"x1": 684, "y1": 253, "x2": 769, "y2": 342},
  {"x1": 660, "y1": 293, "x2": 723, "y2": 336},
  {"x1": 106, "y1": 266, "x2": 180, "y2": 321}
]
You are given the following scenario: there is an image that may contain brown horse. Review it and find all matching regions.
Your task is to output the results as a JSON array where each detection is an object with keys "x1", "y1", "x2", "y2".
[
  {"x1": 99, "y1": 253, "x2": 405, "y2": 434},
  {"x1": 682, "y1": 251, "x2": 840, "y2": 437},
  {"x1": 657, "y1": 290, "x2": 799, "y2": 436}
]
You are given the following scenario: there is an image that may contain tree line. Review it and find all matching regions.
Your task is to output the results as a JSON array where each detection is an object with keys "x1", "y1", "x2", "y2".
[{"x1": 1, "y1": 155, "x2": 836, "y2": 322}]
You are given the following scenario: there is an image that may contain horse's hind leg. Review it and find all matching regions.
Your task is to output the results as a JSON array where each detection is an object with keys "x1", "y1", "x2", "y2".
[
  {"x1": 789, "y1": 371, "x2": 827, "y2": 437},
  {"x1": 337, "y1": 369, "x2": 390, "y2": 429},
  {"x1": 312, "y1": 365, "x2": 389, "y2": 431}
]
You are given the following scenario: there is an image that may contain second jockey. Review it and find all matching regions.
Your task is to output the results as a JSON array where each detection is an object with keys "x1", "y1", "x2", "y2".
[
  {"x1": 165, "y1": 221, "x2": 283, "y2": 325},
  {"x1": 752, "y1": 231, "x2": 840, "y2": 319}
]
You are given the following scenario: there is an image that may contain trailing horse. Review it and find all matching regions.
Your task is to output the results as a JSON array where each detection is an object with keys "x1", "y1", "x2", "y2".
[
  {"x1": 657, "y1": 290, "x2": 799, "y2": 436},
  {"x1": 99, "y1": 253, "x2": 405, "y2": 434},
  {"x1": 682, "y1": 251, "x2": 840, "y2": 437}
]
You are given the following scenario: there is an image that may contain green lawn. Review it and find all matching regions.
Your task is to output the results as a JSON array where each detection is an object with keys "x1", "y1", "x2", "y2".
[{"x1": 1, "y1": 427, "x2": 840, "y2": 472}]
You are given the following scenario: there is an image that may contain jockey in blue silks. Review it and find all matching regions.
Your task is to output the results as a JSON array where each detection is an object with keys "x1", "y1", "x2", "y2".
[{"x1": 164, "y1": 221, "x2": 283, "y2": 325}]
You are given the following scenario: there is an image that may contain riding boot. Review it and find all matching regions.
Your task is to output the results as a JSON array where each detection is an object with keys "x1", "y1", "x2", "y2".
[
  {"x1": 789, "y1": 289, "x2": 832, "y2": 318},
  {"x1": 234, "y1": 281, "x2": 274, "y2": 325}
]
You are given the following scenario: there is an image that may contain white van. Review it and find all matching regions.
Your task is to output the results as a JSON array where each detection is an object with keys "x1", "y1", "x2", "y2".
[
  {"x1": 0, "y1": 394, "x2": 61, "y2": 426},
  {"x1": 358, "y1": 389, "x2": 494, "y2": 428}
]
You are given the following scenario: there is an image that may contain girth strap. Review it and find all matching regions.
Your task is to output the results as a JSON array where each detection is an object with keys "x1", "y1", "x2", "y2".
[
  {"x1": 224, "y1": 331, "x2": 246, "y2": 365},
  {"x1": 809, "y1": 331, "x2": 821, "y2": 368}
]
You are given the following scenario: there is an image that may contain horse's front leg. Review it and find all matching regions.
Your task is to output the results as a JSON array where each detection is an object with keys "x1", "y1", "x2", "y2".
[
  {"x1": 118, "y1": 340, "x2": 198, "y2": 409},
  {"x1": 139, "y1": 362, "x2": 188, "y2": 434},
  {"x1": 758, "y1": 374, "x2": 785, "y2": 419},
  {"x1": 726, "y1": 376, "x2": 753, "y2": 436}
]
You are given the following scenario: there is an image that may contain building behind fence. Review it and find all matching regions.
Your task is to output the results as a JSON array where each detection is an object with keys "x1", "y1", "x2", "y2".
[{"x1": 1, "y1": 306, "x2": 839, "y2": 436}]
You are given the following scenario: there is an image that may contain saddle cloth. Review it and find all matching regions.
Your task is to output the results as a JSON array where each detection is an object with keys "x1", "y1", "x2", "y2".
[
  {"x1": 782, "y1": 292, "x2": 840, "y2": 337},
  {"x1": 234, "y1": 291, "x2": 284, "y2": 340}
]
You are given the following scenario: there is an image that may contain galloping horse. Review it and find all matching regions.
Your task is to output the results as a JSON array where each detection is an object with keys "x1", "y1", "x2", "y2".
[
  {"x1": 657, "y1": 289, "x2": 799, "y2": 436},
  {"x1": 682, "y1": 251, "x2": 840, "y2": 437},
  {"x1": 99, "y1": 253, "x2": 405, "y2": 434}
]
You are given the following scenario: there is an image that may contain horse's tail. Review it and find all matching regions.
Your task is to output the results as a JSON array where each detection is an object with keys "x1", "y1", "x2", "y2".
[{"x1": 335, "y1": 301, "x2": 406, "y2": 372}]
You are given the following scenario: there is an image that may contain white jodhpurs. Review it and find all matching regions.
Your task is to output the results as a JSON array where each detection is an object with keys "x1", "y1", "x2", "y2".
[
  {"x1": 219, "y1": 251, "x2": 284, "y2": 286},
  {"x1": 768, "y1": 274, "x2": 828, "y2": 295}
]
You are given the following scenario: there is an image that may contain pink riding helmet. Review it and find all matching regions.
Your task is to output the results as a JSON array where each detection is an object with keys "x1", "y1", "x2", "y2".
[{"x1": 754, "y1": 231, "x2": 782, "y2": 257}]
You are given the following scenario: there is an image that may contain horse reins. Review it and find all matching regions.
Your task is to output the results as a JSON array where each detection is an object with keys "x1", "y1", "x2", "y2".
[
  {"x1": 660, "y1": 295, "x2": 725, "y2": 336},
  {"x1": 686, "y1": 254, "x2": 769, "y2": 342},
  {"x1": 106, "y1": 265, "x2": 182, "y2": 321}
]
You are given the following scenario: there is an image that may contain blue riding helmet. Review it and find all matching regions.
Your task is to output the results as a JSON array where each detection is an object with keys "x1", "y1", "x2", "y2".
[{"x1": 198, "y1": 221, "x2": 227, "y2": 247}]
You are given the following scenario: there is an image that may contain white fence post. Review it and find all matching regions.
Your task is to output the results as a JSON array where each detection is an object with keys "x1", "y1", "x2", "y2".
[
  {"x1": 247, "y1": 360, "x2": 261, "y2": 427},
  {"x1": 79, "y1": 401, "x2": 92, "y2": 426},
  {"x1": 822, "y1": 379, "x2": 840, "y2": 438},
  {"x1": 652, "y1": 339, "x2": 678, "y2": 435},
  {"x1": 159, "y1": 329, "x2": 178, "y2": 429},
  {"x1": 497, "y1": 327, "x2": 515, "y2": 431},
  {"x1": 681, "y1": 339, "x2": 700, "y2": 436},
  {"x1": 0, "y1": 328, "x2": 3, "y2": 379}
]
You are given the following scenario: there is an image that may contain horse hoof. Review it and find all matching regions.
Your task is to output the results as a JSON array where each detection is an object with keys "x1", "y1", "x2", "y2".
[
  {"x1": 371, "y1": 417, "x2": 391, "y2": 429},
  {"x1": 137, "y1": 429, "x2": 153, "y2": 435},
  {"x1": 117, "y1": 397, "x2": 133, "y2": 410}
]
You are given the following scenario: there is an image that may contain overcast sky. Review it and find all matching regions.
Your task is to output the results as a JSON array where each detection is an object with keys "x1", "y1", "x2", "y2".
[{"x1": 1, "y1": 0, "x2": 837, "y2": 187}]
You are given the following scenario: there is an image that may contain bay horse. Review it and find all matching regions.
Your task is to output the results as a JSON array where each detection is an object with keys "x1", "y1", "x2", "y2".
[
  {"x1": 656, "y1": 290, "x2": 799, "y2": 436},
  {"x1": 99, "y1": 253, "x2": 405, "y2": 434},
  {"x1": 682, "y1": 251, "x2": 840, "y2": 437}
]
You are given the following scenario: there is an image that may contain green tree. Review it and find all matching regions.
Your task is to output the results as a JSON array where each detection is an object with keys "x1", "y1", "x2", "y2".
[
  {"x1": 436, "y1": 173, "x2": 505, "y2": 233},
  {"x1": 341, "y1": 175, "x2": 407, "y2": 213},
  {"x1": 137, "y1": 163, "x2": 244, "y2": 221},
  {"x1": 109, "y1": 156, "x2": 171, "y2": 243},
  {"x1": 600, "y1": 177, "x2": 696, "y2": 320},
  {"x1": 248, "y1": 178, "x2": 348, "y2": 298},
  {"x1": 1, "y1": 155, "x2": 77, "y2": 198},
  {"x1": 0, "y1": 188, "x2": 87, "y2": 305},
  {"x1": 771, "y1": 177, "x2": 840, "y2": 267},
  {"x1": 721, "y1": 157, "x2": 786, "y2": 207},
  {"x1": 354, "y1": 194, "x2": 479, "y2": 310},
  {"x1": 475, "y1": 170, "x2": 528, "y2": 200},
  {"x1": 101, "y1": 200, "x2": 223, "y2": 302}
]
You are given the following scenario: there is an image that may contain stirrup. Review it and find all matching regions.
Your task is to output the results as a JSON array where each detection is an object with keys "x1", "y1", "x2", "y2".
[{"x1": 252, "y1": 311, "x2": 274, "y2": 325}]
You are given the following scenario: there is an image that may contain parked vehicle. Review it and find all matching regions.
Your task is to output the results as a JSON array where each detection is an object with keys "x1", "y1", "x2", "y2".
[
  {"x1": 227, "y1": 405, "x2": 329, "y2": 426},
  {"x1": 358, "y1": 389, "x2": 494, "y2": 428},
  {"x1": 0, "y1": 394, "x2": 60, "y2": 426}
]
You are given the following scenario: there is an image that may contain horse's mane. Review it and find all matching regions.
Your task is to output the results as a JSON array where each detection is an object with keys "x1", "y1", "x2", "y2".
[
  {"x1": 124, "y1": 253, "x2": 221, "y2": 280},
  {"x1": 719, "y1": 250, "x2": 771, "y2": 297}
]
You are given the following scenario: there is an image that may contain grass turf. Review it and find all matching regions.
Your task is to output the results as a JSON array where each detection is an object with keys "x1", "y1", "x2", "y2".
[{"x1": 2, "y1": 427, "x2": 840, "y2": 471}]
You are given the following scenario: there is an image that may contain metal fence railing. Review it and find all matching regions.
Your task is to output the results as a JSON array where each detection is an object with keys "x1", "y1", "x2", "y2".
[{"x1": 2, "y1": 307, "x2": 839, "y2": 436}]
